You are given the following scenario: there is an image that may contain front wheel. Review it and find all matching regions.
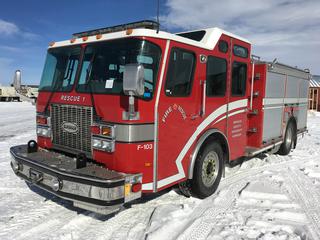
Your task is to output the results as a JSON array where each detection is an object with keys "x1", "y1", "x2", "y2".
[{"x1": 191, "y1": 142, "x2": 224, "y2": 198}]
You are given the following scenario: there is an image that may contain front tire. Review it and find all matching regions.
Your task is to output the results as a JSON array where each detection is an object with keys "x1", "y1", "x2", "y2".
[
  {"x1": 191, "y1": 142, "x2": 224, "y2": 198},
  {"x1": 278, "y1": 121, "x2": 296, "y2": 155}
]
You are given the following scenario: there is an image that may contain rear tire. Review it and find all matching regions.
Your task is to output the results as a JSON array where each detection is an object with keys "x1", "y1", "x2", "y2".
[
  {"x1": 277, "y1": 121, "x2": 296, "y2": 155},
  {"x1": 191, "y1": 142, "x2": 224, "y2": 198}
]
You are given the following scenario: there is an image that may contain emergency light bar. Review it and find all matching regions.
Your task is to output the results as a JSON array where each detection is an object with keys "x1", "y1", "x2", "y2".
[{"x1": 72, "y1": 20, "x2": 160, "y2": 38}]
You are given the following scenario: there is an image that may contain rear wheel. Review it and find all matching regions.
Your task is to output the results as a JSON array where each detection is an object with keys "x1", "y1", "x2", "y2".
[
  {"x1": 277, "y1": 121, "x2": 296, "y2": 155},
  {"x1": 191, "y1": 142, "x2": 224, "y2": 198}
]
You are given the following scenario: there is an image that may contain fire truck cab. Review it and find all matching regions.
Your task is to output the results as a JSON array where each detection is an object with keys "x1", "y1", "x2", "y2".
[{"x1": 10, "y1": 21, "x2": 310, "y2": 214}]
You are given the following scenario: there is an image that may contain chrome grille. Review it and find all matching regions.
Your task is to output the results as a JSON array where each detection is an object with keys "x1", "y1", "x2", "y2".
[{"x1": 51, "y1": 104, "x2": 92, "y2": 153}]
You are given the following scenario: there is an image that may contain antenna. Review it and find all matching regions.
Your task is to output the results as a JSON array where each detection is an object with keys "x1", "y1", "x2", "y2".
[
  {"x1": 270, "y1": 58, "x2": 277, "y2": 69},
  {"x1": 156, "y1": 0, "x2": 160, "y2": 33}
]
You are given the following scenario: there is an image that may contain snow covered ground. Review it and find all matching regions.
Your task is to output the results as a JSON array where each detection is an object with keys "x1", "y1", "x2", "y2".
[{"x1": 0, "y1": 102, "x2": 320, "y2": 240}]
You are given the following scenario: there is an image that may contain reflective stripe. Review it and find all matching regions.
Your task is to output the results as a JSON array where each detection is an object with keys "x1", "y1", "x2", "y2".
[
  {"x1": 215, "y1": 109, "x2": 246, "y2": 125},
  {"x1": 263, "y1": 97, "x2": 308, "y2": 106}
]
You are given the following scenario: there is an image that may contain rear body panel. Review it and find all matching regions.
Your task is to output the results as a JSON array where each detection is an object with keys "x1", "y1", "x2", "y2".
[{"x1": 246, "y1": 62, "x2": 310, "y2": 151}]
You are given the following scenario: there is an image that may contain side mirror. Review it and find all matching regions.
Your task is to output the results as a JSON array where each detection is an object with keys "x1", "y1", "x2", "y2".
[
  {"x1": 122, "y1": 64, "x2": 145, "y2": 121},
  {"x1": 123, "y1": 63, "x2": 145, "y2": 96}
]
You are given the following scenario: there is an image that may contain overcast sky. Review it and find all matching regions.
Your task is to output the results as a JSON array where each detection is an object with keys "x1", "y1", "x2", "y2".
[
  {"x1": 0, "y1": 0, "x2": 319, "y2": 85},
  {"x1": 161, "y1": 0, "x2": 320, "y2": 74}
]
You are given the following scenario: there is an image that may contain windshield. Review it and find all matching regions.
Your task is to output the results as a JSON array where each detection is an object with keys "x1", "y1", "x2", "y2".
[
  {"x1": 39, "y1": 46, "x2": 81, "y2": 92},
  {"x1": 76, "y1": 38, "x2": 161, "y2": 99}
]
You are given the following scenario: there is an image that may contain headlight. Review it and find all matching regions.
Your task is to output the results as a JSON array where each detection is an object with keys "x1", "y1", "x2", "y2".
[
  {"x1": 101, "y1": 140, "x2": 115, "y2": 152},
  {"x1": 37, "y1": 126, "x2": 51, "y2": 138},
  {"x1": 92, "y1": 137, "x2": 115, "y2": 152},
  {"x1": 92, "y1": 138, "x2": 102, "y2": 148}
]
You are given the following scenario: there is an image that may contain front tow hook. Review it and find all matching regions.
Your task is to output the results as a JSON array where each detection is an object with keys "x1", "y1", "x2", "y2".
[{"x1": 29, "y1": 169, "x2": 43, "y2": 183}]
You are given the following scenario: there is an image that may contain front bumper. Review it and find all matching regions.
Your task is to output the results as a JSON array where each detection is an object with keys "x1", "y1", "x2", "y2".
[{"x1": 10, "y1": 145, "x2": 142, "y2": 215}]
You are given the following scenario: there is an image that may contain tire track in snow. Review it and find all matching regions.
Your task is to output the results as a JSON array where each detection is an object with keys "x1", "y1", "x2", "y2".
[
  {"x1": 171, "y1": 154, "x2": 315, "y2": 240},
  {"x1": 283, "y1": 168, "x2": 320, "y2": 239},
  {"x1": 175, "y1": 182, "x2": 249, "y2": 240}
]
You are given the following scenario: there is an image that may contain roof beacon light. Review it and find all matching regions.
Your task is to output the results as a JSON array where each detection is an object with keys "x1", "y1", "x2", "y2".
[
  {"x1": 126, "y1": 29, "x2": 133, "y2": 35},
  {"x1": 72, "y1": 20, "x2": 159, "y2": 38}
]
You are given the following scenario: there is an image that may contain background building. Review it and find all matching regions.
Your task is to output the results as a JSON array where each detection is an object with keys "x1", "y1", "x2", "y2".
[{"x1": 309, "y1": 75, "x2": 320, "y2": 111}]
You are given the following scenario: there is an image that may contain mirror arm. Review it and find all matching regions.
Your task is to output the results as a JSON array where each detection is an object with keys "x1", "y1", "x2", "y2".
[
  {"x1": 128, "y1": 93, "x2": 136, "y2": 119},
  {"x1": 123, "y1": 92, "x2": 140, "y2": 120}
]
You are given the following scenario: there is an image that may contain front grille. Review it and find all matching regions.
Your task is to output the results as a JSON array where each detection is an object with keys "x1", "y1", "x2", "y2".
[{"x1": 51, "y1": 104, "x2": 92, "y2": 154}]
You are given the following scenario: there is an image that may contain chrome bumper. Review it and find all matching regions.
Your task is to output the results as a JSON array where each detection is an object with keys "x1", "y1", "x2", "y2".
[{"x1": 10, "y1": 145, "x2": 142, "y2": 215}]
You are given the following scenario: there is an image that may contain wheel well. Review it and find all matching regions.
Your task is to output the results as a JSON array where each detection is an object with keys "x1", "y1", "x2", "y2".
[
  {"x1": 188, "y1": 130, "x2": 229, "y2": 179},
  {"x1": 202, "y1": 134, "x2": 229, "y2": 164}
]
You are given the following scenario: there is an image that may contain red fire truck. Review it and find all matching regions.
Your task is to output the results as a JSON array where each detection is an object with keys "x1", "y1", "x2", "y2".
[{"x1": 10, "y1": 21, "x2": 310, "y2": 214}]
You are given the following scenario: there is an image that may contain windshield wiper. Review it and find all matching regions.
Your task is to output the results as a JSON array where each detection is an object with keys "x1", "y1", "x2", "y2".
[
  {"x1": 84, "y1": 53, "x2": 100, "y2": 120},
  {"x1": 63, "y1": 59, "x2": 76, "y2": 85},
  {"x1": 43, "y1": 54, "x2": 73, "y2": 114}
]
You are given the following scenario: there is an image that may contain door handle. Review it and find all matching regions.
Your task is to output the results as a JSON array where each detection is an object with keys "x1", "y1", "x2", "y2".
[
  {"x1": 190, "y1": 114, "x2": 200, "y2": 120},
  {"x1": 200, "y1": 80, "x2": 206, "y2": 117}
]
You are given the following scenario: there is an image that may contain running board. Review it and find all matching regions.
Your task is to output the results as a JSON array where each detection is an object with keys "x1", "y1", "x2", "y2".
[{"x1": 245, "y1": 141, "x2": 282, "y2": 157}]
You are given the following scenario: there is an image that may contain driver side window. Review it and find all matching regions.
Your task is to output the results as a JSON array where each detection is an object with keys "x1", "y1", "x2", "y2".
[{"x1": 165, "y1": 48, "x2": 195, "y2": 97}]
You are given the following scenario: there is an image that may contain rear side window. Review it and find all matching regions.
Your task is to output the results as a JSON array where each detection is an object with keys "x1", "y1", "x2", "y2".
[
  {"x1": 177, "y1": 30, "x2": 206, "y2": 41},
  {"x1": 233, "y1": 45, "x2": 248, "y2": 58},
  {"x1": 231, "y1": 62, "x2": 247, "y2": 96},
  {"x1": 218, "y1": 41, "x2": 228, "y2": 53},
  {"x1": 206, "y1": 56, "x2": 227, "y2": 96},
  {"x1": 165, "y1": 48, "x2": 195, "y2": 97}
]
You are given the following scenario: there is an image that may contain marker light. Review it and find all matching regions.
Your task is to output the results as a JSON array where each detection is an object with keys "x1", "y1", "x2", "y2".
[
  {"x1": 82, "y1": 36, "x2": 88, "y2": 41},
  {"x1": 91, "y1": 125, "x2": 100, "y2": 135},
  {"x1": 101, "y1": 125, "x2": 115, "y2": 138},
  {"x1": 91, "y1": 124, "x2": 115, "y2": 138},
  {"x1": 132, "y1": 183, "x2": 142, "y2": 193},
  {"x1": 96, "y1": 34, "x2": 102, "y2": 40},
  {"x1": 126, "y1": 29, "x2": 133, "y2": 35},
  {"x1": 70, "y1": 38, "x2": 76, "y2": 43},
  {"x1": 36, "y1": 116, "x2": 47, "y2": 125}
]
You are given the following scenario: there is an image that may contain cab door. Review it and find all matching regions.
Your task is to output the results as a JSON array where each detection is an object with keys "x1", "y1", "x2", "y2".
[
  {"x1": 227, "y1": 39, "x2": 251, "y2": 160},
  {"x1": 156, "y1": 45, "x2": 200, "y2": 189}
]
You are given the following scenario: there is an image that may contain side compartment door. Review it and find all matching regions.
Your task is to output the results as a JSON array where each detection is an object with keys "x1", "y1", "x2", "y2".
[
  {"x1": 157, "y1": 46, "x2": 200, "y2": 189},
  {"x1": 227, "y1": 40, "x2": 251, "y2": 160}
]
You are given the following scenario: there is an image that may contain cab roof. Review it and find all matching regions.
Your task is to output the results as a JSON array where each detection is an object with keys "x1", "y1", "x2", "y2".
[{"x1": 49, "y1": 20, "x2": 251, "y2": 50}]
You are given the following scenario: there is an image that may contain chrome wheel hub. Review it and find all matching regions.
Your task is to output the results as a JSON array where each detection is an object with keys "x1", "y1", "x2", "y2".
[{"x1": 202, "y1": 151, "x2": 219, "y2": 187}]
